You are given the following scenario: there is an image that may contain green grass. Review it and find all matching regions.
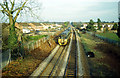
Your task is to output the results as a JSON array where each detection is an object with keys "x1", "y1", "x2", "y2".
[
  {"x1": 80, "y1": 32, "x2": 104, "y2": 58},
  {"x1": 81, "y1": 33, "x2": 98, "y2": 53},
  {"x1": 80, "y1": 32, "x2": 118, "y2": 77},
  {"x1": 27, "y1": 35, "x2": 48, "y2": 41},
  {"x1": 97, "y1": 32, "x2": 120, "y2": 41}
]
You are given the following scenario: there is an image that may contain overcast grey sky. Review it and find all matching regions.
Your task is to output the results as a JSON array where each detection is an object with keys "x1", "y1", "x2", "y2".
[
  {"x1": 35, "y1": 0, "x2": 119, "y2": 22},
  {"x1": 0, "y1": 0, "x2": 120, "y2": 22}
]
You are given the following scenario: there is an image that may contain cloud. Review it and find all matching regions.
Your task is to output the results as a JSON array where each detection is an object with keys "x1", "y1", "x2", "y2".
[
  {"x1": 1, "y1": 0, "x2": 118, "y2": 22},
  {"x1": 39, "y1": 0, "x2": 118, "y2": 22},
  {"x1": 37, "y1": 0, "x2": 119, "y2": 2}
]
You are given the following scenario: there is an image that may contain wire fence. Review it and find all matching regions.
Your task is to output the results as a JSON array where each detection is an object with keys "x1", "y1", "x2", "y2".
[
  {"x1": 1, "y1": 28, "x2": 67, "y2": 69},
  {"x1": 23, "y1": 36, "x2": 49, "y2": 52},
  {"x1": 1, "y1": 36, "x2": 49, "y2": 69},
  {"x1": 1, "y1": 49, "x2": 11, "y2": 69},
  {"x1": 86, "y1": 31, "x2": 120, "y2": 47}
]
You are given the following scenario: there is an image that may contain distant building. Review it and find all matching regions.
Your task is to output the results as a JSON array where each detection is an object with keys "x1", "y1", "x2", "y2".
[
  {"x1": 23, "y1": 28, "x2": 31, "y2": 33},
  {"x1": 81, "y1": 23, "x2": 88, "y2": 29},
  {"x1": 93, "y1": 23, "x2": 98, "y2": 29},
  {"x1": 83, "y1": 23, "x2": 88, "y2": 27},
  {"x1": 15, "y1": 22, "x2": 62, "y2": 33}
]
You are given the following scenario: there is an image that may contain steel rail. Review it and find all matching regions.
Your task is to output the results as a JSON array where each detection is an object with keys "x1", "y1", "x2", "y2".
[
  {"x1": 75, "y1": 29, "x2": 84, "y2": 78},
  {"x1": 58, "y1": 28, "x2": 73, "y2": 76},
  {"x1": 29, "y1": 45, "x2": 60, "y2": 77}
]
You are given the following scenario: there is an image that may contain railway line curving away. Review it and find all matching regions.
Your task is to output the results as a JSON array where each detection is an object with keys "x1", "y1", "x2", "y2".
[{"x1": 29, "y1": 27, "x2": 90, "y2": 78}]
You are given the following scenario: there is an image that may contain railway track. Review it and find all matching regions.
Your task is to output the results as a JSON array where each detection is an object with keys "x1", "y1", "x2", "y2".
[
  {"x1": 30, "y1": 27, "x2": 87, "y2": 78},
  {"x1": 64, "y1": 30, "x2": 77, "y2": 77},
  {"x1": 38, "y1": 31, "x2": 73, "y2": 77},
  {"x1": 39, "y1": 46, "x2": 66, "y2": 76}
]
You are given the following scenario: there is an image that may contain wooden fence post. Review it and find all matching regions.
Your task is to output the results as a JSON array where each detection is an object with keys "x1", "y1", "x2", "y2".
[
  {"x1": 39, "y1": 40, "x2": 40, "y2": 46},
  {"x1": 8, "y1": 49, "x2": 11, "y2": 64},
  {"x1": 34, "y1": 42, "x2": 36, "y2": 49},
  {"x1": 32, "y1": 43, "x2": 34, "y2": 50},
  {"x1": 27, "y1": 44, "x2": 29, "y2": 52},
  {"x1": 43, "y1": 38, "x2": 44, "y2": 42},
  {"x1": 37, "y1": 41, "x2": 38, "y2": 48},
  {"x1": 116, "y1": 42, "x2": 119, "y2": 46},
  {"x1": 30, "y1": 43, "x2": 33, "y2": 51},
  {"x1": 0, "y1": 52, "x2": 1, "y2": 70},
  {"x1": 36, "y1": 41, "x2": 37, "y2": 48}
]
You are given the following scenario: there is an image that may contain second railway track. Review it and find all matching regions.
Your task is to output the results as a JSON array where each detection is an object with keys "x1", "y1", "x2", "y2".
[
  {"x1": 39, "y1": 46, "x2": 66, "y2": 77},
  {"x1": 30, "y1": 27, "x2": 88, "y2": 78}
]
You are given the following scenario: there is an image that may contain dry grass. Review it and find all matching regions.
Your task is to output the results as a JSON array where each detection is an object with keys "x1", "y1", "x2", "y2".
[
  {"x1": 95, "y1": 43, "x2": 120, "y2": 57},
  {"x1": 2, "y1": 38, "x2": 56, "y2": 76},
  {"x1": 80, "y1": 32, "x2": 120, "y2": 77}
]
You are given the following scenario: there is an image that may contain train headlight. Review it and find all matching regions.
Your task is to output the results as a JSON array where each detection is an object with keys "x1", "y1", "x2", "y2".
[{"x1": 65, "y1": 39, "x2": 67, "y2": 42}]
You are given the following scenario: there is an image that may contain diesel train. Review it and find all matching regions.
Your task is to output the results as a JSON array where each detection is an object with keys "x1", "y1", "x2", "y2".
[{"x1": 58, "y1": 27, "x2": 71, "y2": 45}]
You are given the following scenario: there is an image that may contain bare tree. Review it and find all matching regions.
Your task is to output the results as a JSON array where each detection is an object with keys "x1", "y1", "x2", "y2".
[{"x1": 0, "y1": 0, "x2": 42, "y2": 52}]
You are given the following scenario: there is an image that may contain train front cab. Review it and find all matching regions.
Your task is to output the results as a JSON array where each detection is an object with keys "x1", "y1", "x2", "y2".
[{"x1": 58, "y1": 37, "x2": 67, "y2": 46}]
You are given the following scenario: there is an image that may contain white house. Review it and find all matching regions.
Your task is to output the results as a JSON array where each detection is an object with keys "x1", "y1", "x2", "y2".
[
  {"x1": 83, "y1": 23, "x2": 88, "y2": 27},
  {"x1": 43, "y1": 26, "x2": 49, "y2": 29},
  {"x1": 93, "y1": 23, "x2": 98, "y2": 29},
  {"x1": 80, "y1": 23, "x2": 88, "y2": 29},
  {"x1": 55, "y1": 24, "x2": 62, "y2": 27},
  {"x1": 80, "y1": 27, "x2": 86, "y2": 29},
  {"x1": 23, "y1": 28, "x2": 31, "y2": 33},
  {"x1": 93, "y1": 23, "x2": 98, "y2": 27}
]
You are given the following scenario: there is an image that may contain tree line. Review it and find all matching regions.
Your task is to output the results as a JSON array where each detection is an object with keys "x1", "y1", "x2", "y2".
[
  {"x1": 86, "y1": 18, "x2": 118, "y2": 32},
  {"x1": 72, "y1": 18, "x2": 120, "y2": 38}
]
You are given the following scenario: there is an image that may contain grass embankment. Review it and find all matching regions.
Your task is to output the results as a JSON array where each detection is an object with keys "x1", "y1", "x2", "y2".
[
  {"x1": 97, "y1": 32, "x2": 120, "y2": 42},
  {"x1": 2, "y1": 39, "x2": 56, "y2": 76},
  {"x1": 25, "y1": 35, "x2": 48, "y2": 41},
  {"x1": 80, "y1": 32, "x2": 120, "y2": 77}
]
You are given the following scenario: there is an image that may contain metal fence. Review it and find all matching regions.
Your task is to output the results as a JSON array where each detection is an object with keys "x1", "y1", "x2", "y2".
[
  {"x1": 86, "y1": 31, "x2": 120, "y2": 47},
  {"x1": 1, "y1": 36, "x2": 49, "y2": 69},
  {"x1": 24, "y1": 36, "x2": 49, "y2": 52},
  {"x1": 1, "y1": 49, "x2": 11, "y2": 69}
]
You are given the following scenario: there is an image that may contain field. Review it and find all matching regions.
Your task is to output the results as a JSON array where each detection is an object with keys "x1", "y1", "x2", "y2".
[
  {"x1": 97, "y1": 32, "x2": 120, "y2": 42},
  {"x1": 80, "y1": 31, "x2": 120, "y2": 77}
]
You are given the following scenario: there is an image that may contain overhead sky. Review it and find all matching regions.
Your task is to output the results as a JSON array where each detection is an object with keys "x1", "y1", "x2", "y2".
[
  {"x1": 33, "y1": 0, "x2": 119, "y2": 22},
  {"x1": 0, "y1": 0, "x2": 120, "y2": 22}
]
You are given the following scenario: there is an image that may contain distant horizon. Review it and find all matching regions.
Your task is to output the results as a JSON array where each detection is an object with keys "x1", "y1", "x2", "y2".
[
  {"x1": 1, "y1": 21, "x2": 118, "y2": 23},
  {"x1": 0, "y1": 0, "x2": 119, "y2": 23}
]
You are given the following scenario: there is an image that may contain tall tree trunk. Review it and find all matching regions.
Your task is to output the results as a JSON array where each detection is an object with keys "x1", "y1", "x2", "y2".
[{"x1": 8, "y1": 16, "x2": 18, "y2": 50}]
